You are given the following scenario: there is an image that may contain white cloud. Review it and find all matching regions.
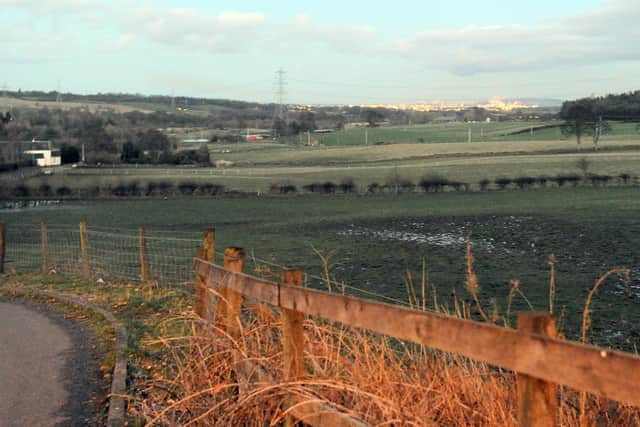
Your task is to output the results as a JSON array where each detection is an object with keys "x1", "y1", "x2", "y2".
[
  {"x1": 395, "y1": 0, "x2": 640, "y2": 75},
  {"x1": 287, "y1": 14, "x2": 378, "y2": 53},
  {"x1": 0, "y1": 0, "x2": 267, "y2": 54},
  {"x1": 119, "y1": 6, "x2": 267, "y2": 52}
]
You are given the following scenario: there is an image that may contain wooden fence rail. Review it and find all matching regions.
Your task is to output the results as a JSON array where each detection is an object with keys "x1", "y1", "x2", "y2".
[{"x1": 193, "y1": 249, "x2": 640, "y2": 426}]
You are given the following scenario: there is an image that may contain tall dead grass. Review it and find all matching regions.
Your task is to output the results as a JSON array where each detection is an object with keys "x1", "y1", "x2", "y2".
[{"x1": 137, "y1": 251, "x2": 640, "y2": 426}]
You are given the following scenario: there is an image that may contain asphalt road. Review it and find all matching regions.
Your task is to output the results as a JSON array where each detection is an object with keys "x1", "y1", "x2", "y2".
[{"x1": 0, "y1": 301, "x2": 100, "y2": 426}]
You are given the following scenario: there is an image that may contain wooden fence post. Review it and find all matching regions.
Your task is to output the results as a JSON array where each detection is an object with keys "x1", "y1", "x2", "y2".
[
  {"x1": 282, "y1": 268, "x2": 306, "y2": 427},
  {"x1": 195, "y1": 228, "x2": 215, "y2": 320},
  {"x1": 0, "y1": 223, "x2": 5, "y2": 274},
  {"x1": 41, "y1": 222, "x2": 48, "y2": 274},
  {"x1": 79, "y1": 221, "x2": 90, "y2": 279},
  {"x1": 223, "y1": 247, "x2": 245, "y2": 335},
  {"x1": 138, "y1": 227, "x2": 148, "y2": 283},
  {"x1": 517, "y1": 312, "x2": 558, "y2": 427}
]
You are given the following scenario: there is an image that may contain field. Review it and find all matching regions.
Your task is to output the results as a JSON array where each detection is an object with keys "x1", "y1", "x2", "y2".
[
  {"x1": 10, "y1": 135, "x2": 640, "y2": 194},
  {"x1": 0, "y1": 96, "x2": 155, "y2": 114},
  {"x1": 313, "y1": 121, "x2": 640, "y2": 145},
  {"x1": 2, "y1": 188, "x2": 640, "y2": 351}
]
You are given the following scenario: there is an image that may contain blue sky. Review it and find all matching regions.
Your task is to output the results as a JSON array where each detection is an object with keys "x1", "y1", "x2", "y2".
[{"x1": 1, "y1": 0, "x2": 638, "y2": 104}]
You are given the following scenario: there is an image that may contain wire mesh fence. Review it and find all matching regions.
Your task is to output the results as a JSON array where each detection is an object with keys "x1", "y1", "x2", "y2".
[
  {"x1": 3, "y1": 223, "x2": 202, "y2": 287},
  {"x1": 1, "y1": 222, "x2": 421, "y2": 310}
]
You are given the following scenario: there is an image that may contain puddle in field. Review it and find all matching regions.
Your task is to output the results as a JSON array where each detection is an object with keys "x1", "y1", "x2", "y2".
[
  {"x1": 338, "y1": 222, "x2": 496, "y2": 251},
  {"x1": 0, "y1": 200, "x2": 62, "y2": 211},
  {"x1": 336, "y1": 216, "x2": 559, "y2": 256}
]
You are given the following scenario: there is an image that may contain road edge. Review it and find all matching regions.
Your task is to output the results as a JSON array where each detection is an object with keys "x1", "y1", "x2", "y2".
[{"x1": 1, "y1": 286, "x2": 127, "y2": 427}]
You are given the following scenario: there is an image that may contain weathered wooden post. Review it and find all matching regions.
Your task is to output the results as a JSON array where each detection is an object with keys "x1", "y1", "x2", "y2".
[
  {"x1": 79, "y1": 221, "x2": 90, "y2": 279},
  {"x1": 282, "y1": 268, "x2": 306, "y2": 427},
  {"x1": 195, "y1": 228, "x2": 215, "y2": 320},
  {"x1": 517, "y1": 312, "x2": 558, "y2": 427},
  {"x1": 0, "y1": 223, "x2": 5, "y2": 274},
  {"x1": 41, "y1": 222, "x2": 48, "y2": 274},
  {"x1": 223, "y1": 247, "x2": 245, "y2": 335},
  {"x1": 138, "y1": 227, "x2": 148, "y2": 283}
]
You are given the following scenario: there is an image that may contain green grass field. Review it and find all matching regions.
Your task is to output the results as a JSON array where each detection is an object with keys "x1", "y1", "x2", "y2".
[
  {"x1": 10, "y1": 136, "x2": 640, "y2": 194},
  {"x1": 314, "y1": 121, "x2": 639, "y2": 146},
  {"x1": 2, "y1": 188, "x2": 640, "y2": 350}
]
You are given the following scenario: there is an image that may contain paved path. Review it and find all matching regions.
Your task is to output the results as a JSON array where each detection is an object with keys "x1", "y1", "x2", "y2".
[{"x1": 0, "y1": 302, "x2": 88, "y2": 426}]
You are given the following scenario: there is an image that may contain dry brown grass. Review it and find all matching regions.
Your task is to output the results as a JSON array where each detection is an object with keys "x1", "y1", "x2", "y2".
[{"x1": 136, "y1": 254, "x2": 640, "y2": 426}]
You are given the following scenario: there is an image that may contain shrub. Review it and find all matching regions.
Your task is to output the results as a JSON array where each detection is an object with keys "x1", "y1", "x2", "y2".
[
  {"x1": 269, "y1": 182, "x2": 297, "y2": 195},
  {"x1": 554, "y1": 174, "x2": 581, "y2": 187},
  {"x1": 419, "y1": 175, "x2": 449, "y2": 192},
  {"x1": 536, "y1": 176, "x2": 549, "y2": 187},
  {"x1": 38, "y1": 183, "x2": 53, "y2": 197},
  {"x1": 126, "y1": 181, "x2": 140, "y2": 196},
  {"x1": 178, "y1": 182, "x2": 198, "y2": 195},
  {"x1": 494, "y1": 177, "x2": 512, "y2": 190},
  {"x1": 339, "y1": 178, "x2": 356, "y2": 193},
  {"x1": 399, "y1": 179, "x2": 415, "y2": 192},
  {"x1": 303, "y1": 182, "x2": 322, "y2": 193},
  {"x1": 449, "y1": 181, "x2": 468, "y2": 192},
  {"x1": 618, "y1": 173, "x2": 633, "y2": 185},
  {"x1": 478, "y1": 178, "x2": 491, "y2": 191},
  {"x1": 367, "y1": 182, "x2": 380, "y2": 193},
  {"x1": 146, "y1": 181, "x2": 158, "y2": 196},
  {"x1": 12, "y1": 185, "x2": 30, "y2": 198},
  {"x1": 112, "y1": 184, "x2": 128, "y2": 197},
  {"x1": 321, "y1": 181, "x2": 337, "y2": 194},
  {"x1": 199, "y1": 183, "x2": 225, "y2": 196},
  {"x1": 56, "y1": 186, "x2": 72, "y2": 197},
  {"x1": 513, "y1": 176, "x2": 536, "y2": 189},
  {"x1": 157, "y1": 181, "x2": 174, "y2": 195},
  {"x1": 588, "y1": 174, "x2": 612, "y2": 186}
]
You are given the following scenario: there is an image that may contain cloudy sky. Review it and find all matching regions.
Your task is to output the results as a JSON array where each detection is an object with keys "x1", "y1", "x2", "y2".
[{"x1": 1, "y1": 0, "x2": 639, "y2": 104}]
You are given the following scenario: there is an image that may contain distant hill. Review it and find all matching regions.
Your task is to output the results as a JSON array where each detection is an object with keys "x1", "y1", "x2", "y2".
[{"x1": 0, "y1": 90, "x2": 274, "y2": 116}]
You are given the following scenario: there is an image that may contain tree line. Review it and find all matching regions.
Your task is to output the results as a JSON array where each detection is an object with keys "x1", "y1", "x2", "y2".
[{"x1": 560, "y1": 90, "x2": 640, "y2": 148}]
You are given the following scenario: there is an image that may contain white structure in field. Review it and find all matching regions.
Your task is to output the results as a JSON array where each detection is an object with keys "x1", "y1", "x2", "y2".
[{"x1": 23, "y1": 140, "x2": 61, "y2": 167}]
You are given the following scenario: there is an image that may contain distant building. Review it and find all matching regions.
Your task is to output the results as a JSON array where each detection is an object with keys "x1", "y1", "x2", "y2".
[
  {"x1": 23, "y1": 140, "x2": 61, "y2": 166},
  {"x1": 0, "y1": 140, "x2": 61, "y2": 166}
]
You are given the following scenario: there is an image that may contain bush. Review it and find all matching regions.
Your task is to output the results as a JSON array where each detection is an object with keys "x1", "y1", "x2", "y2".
[
  {"x1": 112, "y1": 184, "x2": 128, "y2": 197},
  {"x1": 199, "y1": 182, "x2": 225, "y2": 196},
  {"x1": 554, "y1": 174, "x2": 581, "y2": 187},
  {"x1": 588, "y1": 174, "x2": 612, "y2": 186},
  {"x1": 619, "y1": 173, "x2": 633, "y2": 185},
  {"x1": 449, "y1": 181, "x2": 468, "y2": 192},
  {"x1": 126, "y1": 181, "x2": 140, "y2": 196},
  {"x1": 420, "y1": 175, "x2": 449, "y2": 192},
  {"x1": 12, "y1": 185, "x2": 30, "y2": 198},
  {"x1": 513, "y1": 176, "x2": 536, "y2": 189},
  {"x1": 536, "y1": 176, "x2": 549, "y2": 187},
  {"x1": 269, "y1": 182, "x2": 297, "y2": 195},
  {"x1": 56, "y1": 186, "x2": 72, "y2": 197},
  {"x1": 478, "y1": 178, "x2": 491, "y2": 191},
  {"x1": 321, "y1": 181, "x2": 337, "y2": 194},
  {"x1": 157, "y1": 181, "x2": 174, "y2": 195},
  {"x1": 367, "y1": 182, "x2": 381, "y2": 193},
  {"x1": 303, "y1": 182, "x2": 322, "y2": 193},
  {"x1": 494, "y1": 177, "x2": 512, "y2": 190},
  {"x1": 178, "y1": 182, "x2": 198, "y2": 195},
  {"x1": 339, "y1": 178, "x2": 356, "y2": 193},
  {"x1": 38, "y1": 183, "x2": 52, "y2": 197}
]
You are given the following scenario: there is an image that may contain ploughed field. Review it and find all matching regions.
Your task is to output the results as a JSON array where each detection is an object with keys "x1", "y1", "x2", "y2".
[{"x1": 1, "y1": 187, "x2": 639, "y2": 350}]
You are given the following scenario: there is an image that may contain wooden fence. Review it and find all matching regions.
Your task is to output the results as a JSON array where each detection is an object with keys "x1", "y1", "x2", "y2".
[
  {"x1": 192, "y1": 235, "x2": 640, "y2": 427},
  {"x1": 2, "y1": 223, "x2": 639, "y2": 425}
]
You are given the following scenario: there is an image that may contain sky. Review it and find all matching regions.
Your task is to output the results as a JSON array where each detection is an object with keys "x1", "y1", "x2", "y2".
[{"x1": 1, "y1": 0, "x2": 639, "y2": 105}]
